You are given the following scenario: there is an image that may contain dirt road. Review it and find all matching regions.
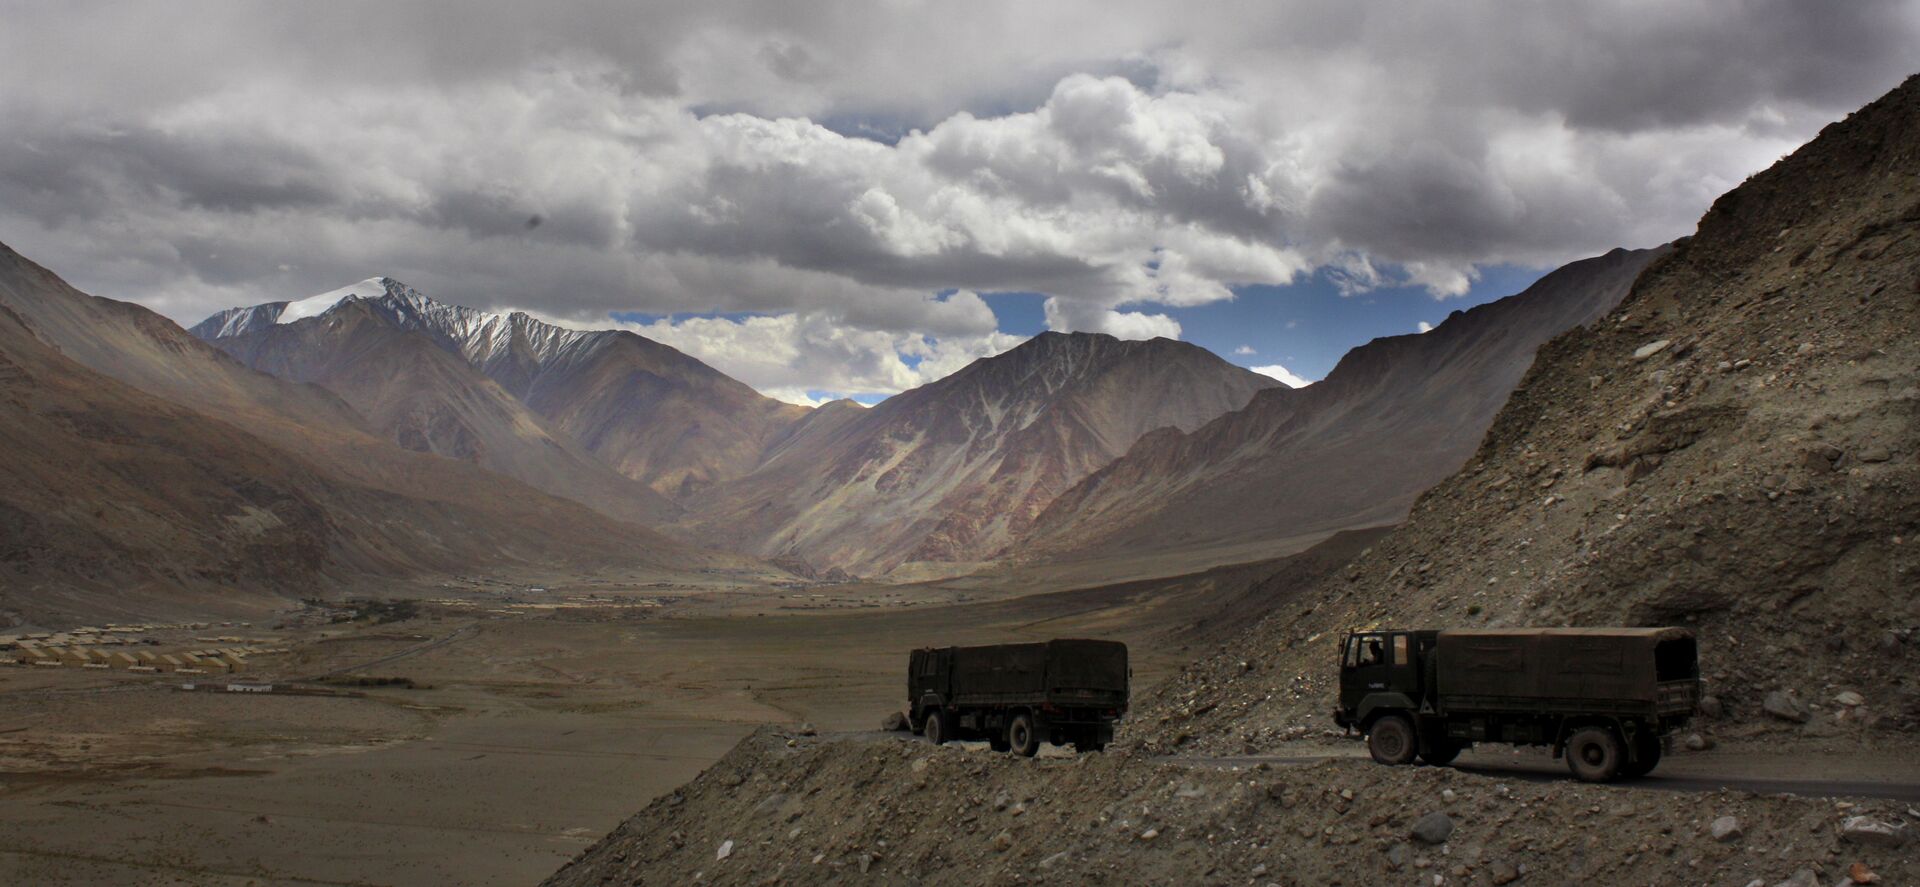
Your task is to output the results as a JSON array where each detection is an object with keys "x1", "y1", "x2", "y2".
[{"x1": 1178, "y1": 746, "x2": 1920, "y2": 802}]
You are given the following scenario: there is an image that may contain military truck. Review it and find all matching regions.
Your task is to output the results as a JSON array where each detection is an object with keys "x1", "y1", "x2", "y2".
[
  {"x1": 909, "y1": 639, "x2": 1128, "y2": 756},
  {"x1": 1333, "y1": 627, "x2": 1699, "y2": 781}
]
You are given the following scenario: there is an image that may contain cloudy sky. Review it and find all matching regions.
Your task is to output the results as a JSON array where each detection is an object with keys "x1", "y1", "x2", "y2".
[{"x1": 3, "y1": 1, "x2": 1914, "y2": 403}]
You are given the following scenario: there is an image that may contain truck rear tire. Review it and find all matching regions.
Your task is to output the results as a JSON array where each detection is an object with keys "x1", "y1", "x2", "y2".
[
  {"x1": 1620, "y1": 733, "x2": 1661, "y2": 777},
  {"x1": 924, "y1": 710, "x2": 950, "y2": 746},
  {"x1": 1566, "y1": 727, "x2": 1622, "y2": 782},
  {"x1": 1367, "y1": 714, "x2": 1418, "y2": 765},
  {"x1": 1008, "y1": 713, "x2": 1039, "y2": 757},
  {"x1": 1419, "y1": 736, "x2": 1464, "y2": 766}
]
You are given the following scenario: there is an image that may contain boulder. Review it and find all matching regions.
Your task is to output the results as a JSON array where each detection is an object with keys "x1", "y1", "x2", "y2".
[
  {"x1": 881, "y1": 711, "x2": 909, "y2": 732},
  {"x1": 1410, "y1": 811, "x2": 1455, "y2": 845},
  {"x1": 1698, "y1": 695, "x2": 1725, "y2": 718},
  {"x1": 1763, "y1": 690, "x2": 1811, "y2": 723},
  {"x1": 1840, "y1": 816, "x2": 1907, "y2": 847},
  {"x1": 1684, "y1": 733, "x2": 1714, "y2": 751},
  {"x1": 1711, "y1": 815, "x2": 1743, "y2": 842}
]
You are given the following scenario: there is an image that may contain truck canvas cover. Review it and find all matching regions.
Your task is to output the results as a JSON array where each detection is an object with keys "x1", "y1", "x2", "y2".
[
  {"x1": 943, "y1": 639, "x2": 1126, "y2": 702},
  {"x1": 1434, "y1": 627, "x2": 1695, "y2": 703}
]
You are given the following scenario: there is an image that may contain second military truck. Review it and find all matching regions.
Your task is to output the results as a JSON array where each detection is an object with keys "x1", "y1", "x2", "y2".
[
  {"x1": 910, "y1": 639, "x2": 1128, "y2": 755},
  {"x1": 1334, "y1": 627, "x2": 1700, "y2": 781}
]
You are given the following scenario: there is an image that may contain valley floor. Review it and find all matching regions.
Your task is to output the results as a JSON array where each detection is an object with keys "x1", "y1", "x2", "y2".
[{"x1": 0, "y1": 543, "x2": 1326, "y2": 887}]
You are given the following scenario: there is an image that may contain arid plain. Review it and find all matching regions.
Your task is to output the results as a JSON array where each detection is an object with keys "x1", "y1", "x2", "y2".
[{"x1": 0, "y1": 531, "x2": 1346, "y2": 886}]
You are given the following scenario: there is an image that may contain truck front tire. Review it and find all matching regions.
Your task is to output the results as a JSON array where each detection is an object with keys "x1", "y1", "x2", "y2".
[
  {"x1": 1367, "y1": 714, "x2": 1418, "y2": 765},
  {"x1": 1566, "y1": 727, "x2": 1623, "y2": 782},
  {"x1": 924, "y1": 710, "x2": 949, "y2": 746},
  {"x1": 1008, "y1": 713, "x2": 1040, "y2": 757}
]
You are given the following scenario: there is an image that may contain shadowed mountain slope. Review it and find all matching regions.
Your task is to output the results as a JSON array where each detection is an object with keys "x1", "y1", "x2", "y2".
[
  {"x1": 1019, "y1": 246, "x2": 1664, "y2": 566},
  {"x1": 0, "y1": 244, "x2": 737, "y2": 625}
]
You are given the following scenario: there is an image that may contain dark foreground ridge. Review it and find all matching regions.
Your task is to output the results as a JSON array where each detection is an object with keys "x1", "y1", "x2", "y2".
[{"x1": 544, "y1": 728, "x2": 1915, "y2": 886}]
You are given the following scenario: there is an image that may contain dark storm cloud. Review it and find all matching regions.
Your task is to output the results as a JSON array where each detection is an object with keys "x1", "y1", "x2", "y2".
[{"x1": 0, "y1": 0, "x2": 1913, "y2": 391}]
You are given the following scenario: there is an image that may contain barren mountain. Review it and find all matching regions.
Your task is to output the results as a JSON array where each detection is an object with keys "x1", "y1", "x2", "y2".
[
  {"x1": 1134, "y1": 72, "x2": 1920, "y2": 755},
  {"x1": 198, "y1": 295, "x2": 678, "y2": 527},
  {"x1": 196, "y1": 279, "x2": 808, "y2": 499},
  {"x1": 1019, "y1": 247, "x2": 1662, "y2": 568},
  {"x1": 0, "y1": 243, "x2": 734, "y2": 625},
  {"x1": 686, "y1": 332, "x2": 1281, "y2": 575}
]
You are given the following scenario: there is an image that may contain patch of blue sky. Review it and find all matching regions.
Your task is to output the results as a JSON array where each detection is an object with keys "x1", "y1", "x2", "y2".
[{"x1": 1165, "y1": 263, "x2": 1551, "y2": 381}]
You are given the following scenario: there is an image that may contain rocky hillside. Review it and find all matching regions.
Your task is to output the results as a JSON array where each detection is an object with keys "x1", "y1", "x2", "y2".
[
  {"x1": 1133, "y1": 74, "x2": 1920, "y2": 755},
  {"x1": 196, "y1": 278, "x2": 809, "y2": 500},
  {"x1": 0, "y1": 243, "x2": 740, "y2": 626},
  {"x1": 1019, "y1": 246, "x2": 1662, "y2": 566},
  {"x1": 683, "y1": 332, "x2": 1280, "y2": 575},
  {"x1": 545, "y1": 728, "x2": 1914, "y2": 887}
]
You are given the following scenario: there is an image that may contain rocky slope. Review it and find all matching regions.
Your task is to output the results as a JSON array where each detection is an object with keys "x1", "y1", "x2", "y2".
[
  {"x1": 195, "y1": 278, "x2": 808, "y2": 499},
  {"x1": 0, "y1": 243, "x2": 733, "y2": 626},
  {"x1": 1019, "y1": 246, "x2": 1662, "y2": 566},
  {"x1": 545, "y1": 728, "x2": 1915, "y2": 887},
  {"x1": 201, "y1": 296, "x2": 679, "y2": 527},
  {"x1": 1133, "y1": 74, "x2": 1920, "y2": 756},
  {"x1": 684, "y1": 332, "x2": 1280, "y2": 575}
]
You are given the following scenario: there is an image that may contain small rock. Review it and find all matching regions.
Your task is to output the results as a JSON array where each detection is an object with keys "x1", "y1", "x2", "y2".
[
  {"x1": 796, "y1": 722, "x2": 817, "y2": 736},
  {"x1": 1763, "y1": 690, "x2": 1811, "y2": 723},
  {"x1": 1633, "y1": 339, "x2": 1671, "y2": 361},
  {"x1": 1849, "y1": 861, "x2": 1880, "y2": 884},
  {"x1": 1441, "y1": 788, "x2": 1457, "y2": 803},
  {"x1": 1684, "y1": 733, "x2": 1714, "y2": 751},
  {"x1": 1858, "y1": 446, "x2": 1892, "y2": 463},
  {"x1": 1834, "y1": 691, "x2": 1865, "y2": 707},
  {"x1": 1410, "y1": 811, "x2": 1455, "y2": 845},
  {"x1": 1878, "y1": 632, "x2": 1903, "y2": 654},
  {"x1": 1387, "y1": 843, "x2": 1409, "y2": 870},
  {"x1": 991, "y1": 831, "x2": 1013, "y2": 852},
  {"x1": 1490, "y1": 860, "x2": 1520, "y2": 884},
  {"x1": 1840, "y1": 816, "x2": 1907, "y2": 847},
  {"x1": 881, "y1": 711, "x2": 908, "y2": 731},
  {"x1": 716, "y1": 839, "x2": 734, "y2": 861},
  {"x1": 859, "y1": 853, "x2": 874, "y2": 873},
  {"x1": 1711, "y1": 815, "x2": 1743, "y2": 842},
  {"x1": 1139, "y1": 828, "x2": 1159, "y2": 841}
]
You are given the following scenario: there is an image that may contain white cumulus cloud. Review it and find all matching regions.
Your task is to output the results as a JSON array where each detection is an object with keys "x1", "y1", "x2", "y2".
[{"x1": 1251, "y1": 364, "x2": 1313, "y2": 388}]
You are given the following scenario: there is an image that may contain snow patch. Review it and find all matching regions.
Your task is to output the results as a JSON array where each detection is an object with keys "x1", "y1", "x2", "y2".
[{"x1": 278, "y1": 277, "x2": 388, "y2": 324}]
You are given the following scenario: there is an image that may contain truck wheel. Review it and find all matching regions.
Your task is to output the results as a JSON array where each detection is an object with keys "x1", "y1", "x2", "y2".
[
  {"x1": 1419, "y1": 736, "x2": 1464, "y2": 767},
  {"x1": 1007, "y1": 714, "x2": 1040, "y2": 758},
  {"x1": 1620, "y1": 733, "x2": 1661, "y2": 778},
  {"x1": 1074, "y1": 729, "x2": 1107, "y2": 754},
  {"x1": 1367, "y1": 714, "x2": 1417, "y2": 766},
  {"x1": 924, "y1": 710, "x2": 949, "y2": 746},
  {"x1": 1565, "y1": 727, "x2": 1622, "y2": 782}
]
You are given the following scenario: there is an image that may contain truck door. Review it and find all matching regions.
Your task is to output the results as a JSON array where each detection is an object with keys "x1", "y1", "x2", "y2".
[{"x1": 1341, "y1": 633, "x2": 1392, "y2": 712}]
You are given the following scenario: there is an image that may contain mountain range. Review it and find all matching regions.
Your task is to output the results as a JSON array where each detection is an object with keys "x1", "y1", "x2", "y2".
[
  {"x1": 0, "y1": 201, "x2": 1667, "y2": 622},
  {"x1": 0, "y1": 245, "x2": 754, "y2": 625}
]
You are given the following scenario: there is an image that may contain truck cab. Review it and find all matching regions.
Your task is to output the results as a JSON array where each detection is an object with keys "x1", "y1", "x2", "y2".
[{"x1": 1333, "y1": 629, "x2": 1434, "y2": 730}]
